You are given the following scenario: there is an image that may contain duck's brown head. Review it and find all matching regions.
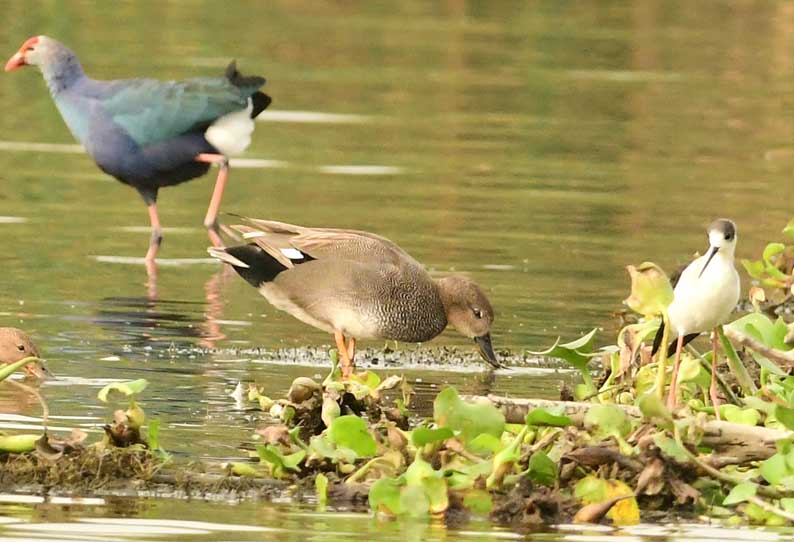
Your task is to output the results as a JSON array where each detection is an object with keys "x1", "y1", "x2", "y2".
[
  {"x1": 437, "y1": 276, "x2": 500, "y2": 368},
  {"x1": 0, "y1": 327, "x2": 47, "y2": 378}
]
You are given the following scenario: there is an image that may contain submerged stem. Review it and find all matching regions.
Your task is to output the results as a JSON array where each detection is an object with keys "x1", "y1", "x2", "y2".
[{"x1": 6, "y1": 379, "x2": 49, "y2": 431}]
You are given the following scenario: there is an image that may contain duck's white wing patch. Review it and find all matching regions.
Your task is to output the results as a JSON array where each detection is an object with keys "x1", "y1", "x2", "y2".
[
  {"x1": 281, "y1": 247, "x2": 305, "y2": 260},
  {"x1": 205, "y1": 99, "x2": 255, "y2": 157}
]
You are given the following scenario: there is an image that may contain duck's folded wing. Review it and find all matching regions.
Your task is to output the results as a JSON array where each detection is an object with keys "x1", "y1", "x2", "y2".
[{"x1": 231, "y1": 219, "x2": 419, "y2": 269}]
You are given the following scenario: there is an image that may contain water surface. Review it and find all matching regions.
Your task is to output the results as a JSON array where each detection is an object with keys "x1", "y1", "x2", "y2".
[{"x1": 1, "y1": 0, "x2": 794, "y2": 538}]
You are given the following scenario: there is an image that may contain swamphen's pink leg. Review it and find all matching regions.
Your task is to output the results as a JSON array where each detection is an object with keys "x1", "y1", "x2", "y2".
[
  {"x1": 666, "y1": 334, "x2": 685, "y2": 410},
  {"x1": 144, "y1": 203, "x2": 162, "y2": 263},
  {"x1": 711, "y1": 328, "x2": 721, "y2": 421},
  {"x1": 144, "y1": 204, "x2": 161, "y2": 289},
  {"x1": 196, "y1": 153, "x2": 235, "y2": 247}
]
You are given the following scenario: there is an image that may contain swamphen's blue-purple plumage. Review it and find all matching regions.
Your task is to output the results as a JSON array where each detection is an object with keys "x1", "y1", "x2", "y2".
[{"x1": 6, "y1": 35, "x2": 270, "y2": 261}]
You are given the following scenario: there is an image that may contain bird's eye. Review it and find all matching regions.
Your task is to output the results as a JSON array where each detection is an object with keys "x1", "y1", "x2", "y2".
[
  {"x1": 724, "y1": 233, "x2": 733, "y2": 241},
  {"x1": 473, "y1": 308, "x2": 482, "y2": 319},
  {"x1": 16, "y1": 344, "x2": 25, "y2": 351}
]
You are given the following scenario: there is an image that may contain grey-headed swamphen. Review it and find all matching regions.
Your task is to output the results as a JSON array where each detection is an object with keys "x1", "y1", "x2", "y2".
[{"x1": 5, "y1": 36, "x2": 271, "y2": 264}]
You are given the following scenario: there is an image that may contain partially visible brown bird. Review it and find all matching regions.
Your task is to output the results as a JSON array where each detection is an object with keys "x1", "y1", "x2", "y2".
[{"x1": 0, "y1": 327, "x2": 48, "y2": 378}]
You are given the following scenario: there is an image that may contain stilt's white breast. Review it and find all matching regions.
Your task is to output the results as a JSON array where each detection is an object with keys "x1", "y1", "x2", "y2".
[
  {"x1": 667, "y1": 252, "x2": 740, "y2": 336},
  {"x1": 205, "y1": 99, "x2": 255, "y2": 157}
]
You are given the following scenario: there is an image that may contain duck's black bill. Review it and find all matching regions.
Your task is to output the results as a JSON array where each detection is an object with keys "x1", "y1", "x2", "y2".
[
  {"x1": 474, "y1": 334, "x2": 502, "y2": 369},
  {"x1": 698, "y1": 246, "x2": 719, "y2": 278}
]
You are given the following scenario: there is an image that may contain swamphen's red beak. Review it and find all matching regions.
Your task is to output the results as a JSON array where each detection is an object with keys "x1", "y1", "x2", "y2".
[
  {"x1": 5, "y1": 36, "x2": 40, "y2": 71},
  {"x1": 5, "y1": 53, "x2": 25, "y2": 71}
]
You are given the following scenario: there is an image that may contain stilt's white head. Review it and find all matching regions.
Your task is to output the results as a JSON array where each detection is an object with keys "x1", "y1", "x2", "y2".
[
  {"x1": 708, "y1": 219, "x2": 737, "y2": 255},
  {"x1": 700, "y1": 218, "x2": 737, "y2": 277}
]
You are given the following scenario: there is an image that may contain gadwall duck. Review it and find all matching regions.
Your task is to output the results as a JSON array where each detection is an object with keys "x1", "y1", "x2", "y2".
[
  {"x1": 208, "y1": 218, "x2": 501, "y2": 376},
  {"x1": 0, "y1": 327, "x2": 47, "y2": 378}
]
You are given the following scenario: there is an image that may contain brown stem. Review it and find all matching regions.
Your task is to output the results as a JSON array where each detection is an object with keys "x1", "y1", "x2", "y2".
[{"x1": 6, "y1": 379, "x2": 48, "y2": 430}]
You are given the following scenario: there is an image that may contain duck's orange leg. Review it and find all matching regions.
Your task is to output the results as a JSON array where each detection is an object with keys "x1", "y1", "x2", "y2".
[
  {"x1": 347, "y1": 337, "x2": 356, "y2": 364},
  {"x1": 334, "y1": 331, "x2": 354, "y2": 378}
]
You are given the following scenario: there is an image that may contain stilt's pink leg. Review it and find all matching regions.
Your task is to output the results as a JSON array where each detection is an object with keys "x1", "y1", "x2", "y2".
[
  {"x1": 666, "y1": 334, "x2": 686, "y2": 410},
  {"x1": 196, "y1": 153, "x2": 229, "y2": 247},
  {"x1": 711, "y1": 328, "x2": 721, "y2": 421}
]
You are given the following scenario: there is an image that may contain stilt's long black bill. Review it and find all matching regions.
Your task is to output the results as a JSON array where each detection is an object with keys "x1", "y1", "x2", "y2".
[
  {"x1": 698, "y1": 246, "x2": 719, "y2": 278},
  {"x1": 474, "y1": 334, "x2": 502, "y2": 368}
]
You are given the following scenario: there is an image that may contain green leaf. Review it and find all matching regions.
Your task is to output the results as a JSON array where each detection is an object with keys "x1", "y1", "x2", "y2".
[
  {"x1": 729, "y1": 313, "x2": 791, "y2": 356},
  {"x1": 422, "y1": 476, "x2": 449, "y2": 514},
  {"x1": 411, "y1": 427, "x2": 454, "y2": 447},
  {"x1": 743, "y1": 396, "x2": 777, "y2": 416},
  {"x1": 433, "y1": 387, "x2": 505, "y2": 444},
  {"x1": 527, "y1": 328, "x2": 599, "y2": 373},
  {"x1": 462, "y1": 489, "x2": 493, "y2": 515},
  {"x1": 584, "y1": 404, "x2": 632, "y2": 440},
  {"x1": 721, "y1": 405, "x2": 761, "y2": 426},
  {"x1": 0, "y1": 433, "x2": 40, "y2": 453},
  {"x1": 399, "y1": 484, "x2": 430, "y2": 517},
  {"x1": 638, "y1": 392, "x2": 673, "y2": 422},
  {"x1": 624, "y1": 262, "x2": 674, "y2": 317},
  {"x1": 315, "y1": 473, "x2": 328, "y2": 506},
  {"x1": 403, "y1": 455, "x2": 448, "y2": 514},
  {"x1": 350, "y1": 370, "x2": 381, "y2": 390},
  {"x1": 760, "y1": 453, "x2": 791, "y2": 486},
  {"x1": 763, "y1": 243, "x2": 786, "y2": 266},
  {"x1": 369, "y1": 477, "x2": 403, "y2": 515},
  {"x1": 741, "y1": 259, "x2": 766, "y2": 280},
  {"x1": 308, "y1": 434, "x2": 358, "y2": 464},
  {"x1": 256, "y1": 444, "x2": 305, "y2": 478},
  {"x1": 527, "y1": 451, "x2": 557, "y2": 486},
  {"x1": 775, "y1": 405, "x2": 794, "y2": 430},
  {"x1": 328, "y1": 415, "x2": 376, "y2": 458},
  {"x1": 574, "y1": 475, "x2": 607, "y2": 503},
  {"x1": 97, "y1": 379, "x2": 149, "y2": 403},
  {"x1": 653, "y1": 433, "x2": 688, "y2": 463},
  {"x1": 486, "y1": 426, "x2": 527, "y2": 489},
  {"x1": 676, "y1": 355, "x2": 710, "y2": 388},
  {"x1": 634, "y1": 365, "x2": 658, "y2": 398},
  {"x1": 146, "y1": 419, "x2": 161, "y2": 450},
  {"x1": 229, "y1": 462, "x2": 264, "y2": 478},
  {"x1": 525, "y1": 407, "x2": 572, "y2": 427},
  {"x1": 723, "y1": 482, "x2": 758, "y2": 506},
  {"x1": 783, "y1": 220, "x2": 794, "y2": 238},
  {"x1": 467, "y1": 433, "x2": 502, "y2": 455}
]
